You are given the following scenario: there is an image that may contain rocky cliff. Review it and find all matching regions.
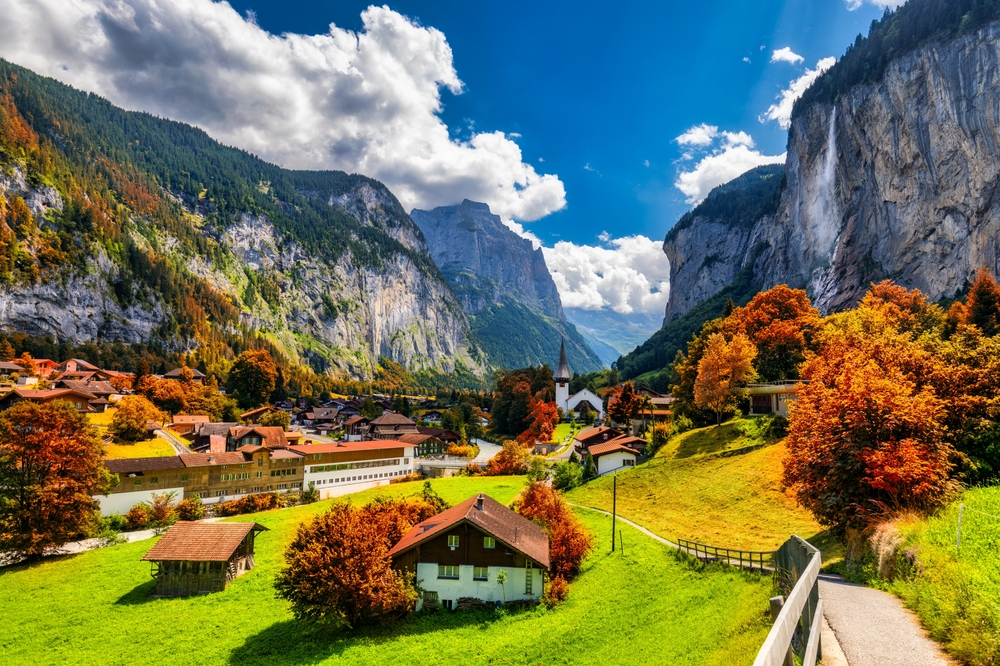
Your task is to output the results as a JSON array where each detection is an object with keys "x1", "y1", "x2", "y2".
[
  {"x1": 411, "y1": 200, "x2": 603, "y2": 372},
  {"x1": 664, "y1": 17, "x2": 1000, "y2": 321}
]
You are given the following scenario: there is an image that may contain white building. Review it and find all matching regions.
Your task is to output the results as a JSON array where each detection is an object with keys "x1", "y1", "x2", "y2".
[
  {"x1": 293, "y1": 440, "x2": 417, "y2": 500},
  {"x1": 553, "y1": 340, "x2": 606, "y2": 420},
  {"x1": 588, "y1": 440, "x2": 637, "y2": 476},
  {"x1": 746, "y1": 381, "x2": 806, "y2": 417},
  {"x1": 389, "y1": 493, "x2": 550, "y2": 611}
]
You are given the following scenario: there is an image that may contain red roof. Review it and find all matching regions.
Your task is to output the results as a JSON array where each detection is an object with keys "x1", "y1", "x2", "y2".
[
  {"x1": 388, "y1": 494, "x2": 549, "y2": 569},
  {"x1": 574, "y1": 425, "x2": 622, "y2": 444},
  {"x1": 141, "y1": 521, "x2": 267, "y2": 562},
  {"x1": 289, "y1": 440, "x2": 411, "y2": 454},
  {"x1": 604, "y1": 434, "x2": 647, "y2": 450},
  {"x1": 587, "y1": 441, "x2": 639, "y2": 458},
  {"x1": 343, "y1": 415, "x2": 368, "y2": 426}
]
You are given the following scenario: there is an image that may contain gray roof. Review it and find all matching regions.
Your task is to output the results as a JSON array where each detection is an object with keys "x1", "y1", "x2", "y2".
[{"x1": 554, "y1": 339, "x2": 571, "y2": 381}]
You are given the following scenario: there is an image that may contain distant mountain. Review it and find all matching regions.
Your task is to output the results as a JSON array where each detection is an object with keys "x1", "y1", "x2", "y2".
[
  {"x1": 564, "y1": 308, "x2": 661, "y2": 366},
  {"x1": 0, "y1": 59, "x2": 485, "y2": 380},
  {"x1": 411, "y1": 200, "x2": 604, "y2": 373}
]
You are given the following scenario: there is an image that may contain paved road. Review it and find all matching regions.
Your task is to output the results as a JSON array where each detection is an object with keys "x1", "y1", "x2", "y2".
[
  {"x1": 819, "y1": 574, "x2": 953, "y2": 665},
  {"x1": 155, "y1": 429, "x2": 192, "y2": 455}
]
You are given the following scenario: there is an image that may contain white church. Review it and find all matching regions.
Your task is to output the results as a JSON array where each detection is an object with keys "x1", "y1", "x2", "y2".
[{"x1": 554, "y1": 340, "x2": 605, "y2": 420}]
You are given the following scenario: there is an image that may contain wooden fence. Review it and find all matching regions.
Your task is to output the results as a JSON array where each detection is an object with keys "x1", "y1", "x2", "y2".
[
  {"x1": 753, "y1": 536, "x2": 823, "y2": 666},
  {"x1": 675, "y1": 537, "x2": 774, "y2": 572}
]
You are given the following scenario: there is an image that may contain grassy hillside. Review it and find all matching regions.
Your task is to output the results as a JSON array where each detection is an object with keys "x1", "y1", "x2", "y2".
[
  {"x1": 0, "y1": 475, "x2": 774, "y2": 666},
  {"x1": 567, "y1": 419, "x2": 842, "y2": 561},
  {"x1": 888, "y1": 486, "x2": 1000, "y2": 664}
]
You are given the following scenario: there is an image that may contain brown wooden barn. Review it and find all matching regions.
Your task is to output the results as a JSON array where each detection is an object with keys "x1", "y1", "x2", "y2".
[{"x1": 141, "y1": 521, "x2": 268, "y2": 597}]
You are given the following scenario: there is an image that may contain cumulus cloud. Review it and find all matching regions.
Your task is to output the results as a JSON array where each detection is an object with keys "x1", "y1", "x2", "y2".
[
  {"x1": 542, "y1": 236, "x2": 671, "y2": 315},
  {"x1": 759, "y1": 57, "x2": 837, "y2": 129},
  {"x1": 501, "y1": 218, "x2": 542, "y2": 251},
  {"x1": 0, "y1": 0, "x2": 565, "y2": 221},
  {"x1": 672, "y1": 126, "x2": 784, "y2": 205},
  {"x1": 771, "y1": 47, "x2": 804, "y2": 64},
  {"x1": 845, "y1": 0, "x2": 905, "y2": 9}
]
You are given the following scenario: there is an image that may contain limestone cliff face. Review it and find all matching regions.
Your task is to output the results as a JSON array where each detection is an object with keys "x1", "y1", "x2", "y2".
[{"x1": 664, "y1": 18, "x2": 1000, "y2": 319}]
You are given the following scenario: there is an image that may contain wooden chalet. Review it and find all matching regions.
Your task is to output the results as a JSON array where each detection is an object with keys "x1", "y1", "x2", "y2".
[
  {"x1": 399, "y1": 432, "x2": 445, "y2": 457},
  {"x1": 366, "y1": 413, "x2": 419, "y2": 440},
  {"x1": 142, "y1": 521, "x2": 268, "y2": 597},
  {"x1": 0, "y1": 388, "x2": 99, "y2": 413},
  {"x1": 417, "y1": 427, "x2": 462, "y2": 445}
]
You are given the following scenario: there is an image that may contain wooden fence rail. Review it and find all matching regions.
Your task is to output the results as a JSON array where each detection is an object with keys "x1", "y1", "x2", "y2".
[
  {"x1": 753, "y1": 535, "x2": 822, "y2": 666},
  {"x1": 675, "y1": 537, "x2": 774, "y2": 572}
]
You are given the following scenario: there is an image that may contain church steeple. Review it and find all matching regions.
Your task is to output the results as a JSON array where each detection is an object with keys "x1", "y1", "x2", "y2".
[{"x1": 554, "y1": 338, "x2": 571, "y2": 382}]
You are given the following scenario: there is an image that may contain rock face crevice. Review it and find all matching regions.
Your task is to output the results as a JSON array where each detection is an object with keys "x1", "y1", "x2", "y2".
[{"x1": 664, "y1": 18, "x2": 1000, "y2": 319}]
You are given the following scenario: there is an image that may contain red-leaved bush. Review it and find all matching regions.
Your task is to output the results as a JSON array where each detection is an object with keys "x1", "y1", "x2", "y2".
[{"x1": 515, "y1": 482, "x2": 593, "y2": 583}]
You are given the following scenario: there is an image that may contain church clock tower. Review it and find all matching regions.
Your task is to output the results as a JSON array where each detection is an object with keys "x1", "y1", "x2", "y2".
[{"x1": 554, "y1": 339, "x2": 571, "y2": 413}]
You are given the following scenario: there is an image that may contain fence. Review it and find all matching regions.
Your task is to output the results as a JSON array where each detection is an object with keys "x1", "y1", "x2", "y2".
[
  {"x1": 753, "y1": 535, "x2": 823, "y2": 666},
  {"x1": 675, "y1": 537, "x2": 774, "y2": 572}
]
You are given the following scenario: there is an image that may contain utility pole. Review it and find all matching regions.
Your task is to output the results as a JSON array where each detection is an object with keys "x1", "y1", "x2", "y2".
[{"x1": 612, "y1": 473, "x2": 617, "y2": 552}]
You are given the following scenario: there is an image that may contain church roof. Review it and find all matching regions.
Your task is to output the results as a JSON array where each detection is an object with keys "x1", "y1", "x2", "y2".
[{"x1": 554, "y1": 339, "x2": 571, "y2": 381}]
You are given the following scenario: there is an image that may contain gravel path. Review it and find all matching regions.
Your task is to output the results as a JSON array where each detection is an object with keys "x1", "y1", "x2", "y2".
[{"x1": 819, "y1": 574, "x2": 953, "y2": 665}]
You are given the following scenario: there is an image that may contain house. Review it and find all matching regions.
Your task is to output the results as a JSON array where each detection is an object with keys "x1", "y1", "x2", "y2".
[
  {"x1": 292, "y1": 440, "x2": 417, "y2": 500},
  {"x1": 0, "y1": 388, "x2": 99, "y2": 413},
  {"x1": 0, "y1": 360, "x2": 23, "y2": 377},
  {"x1": 746, "y1": 381, "x2": 806, "y2": 417},
  {"x1": 588, "y1": 440, "x2": 638, "y2": 476},
  {"x1": 26, "y1": 358, "x2": 59, "y2": 378},
  {"x1": 55, "y1": 358, "x2": 100, "y2": 375},
  {"x1": 167, "y1": 414, "x2": 212, "y2": 437},
  {"x1": 226, "y1": 426, "x2": 289, "y2": 451},
  {"x1": 141, "y1": 521, "x2": 268, "y2": 597},
  {"x1": 552, "y1": 340, "x2": 606, "y2": 420},
  {"x1": 239, "y1": 405, "x2": 278, "y2": 422},
  {"x1": 187, "y1": 422, "x2": 241, "y2": 453},
  {"x1": 343, "y1": 415, "x2": 370, "y2": 441},
  {"x1": 54, "y1": 379, "x2": 118, "y2": 400},
  {"x1": 603, "y1": 434, "x2": 647, "y2": 456},
  {"x1": 573, "y1": 425, "x2": 623, "y2": 455},
  {"x1": 366, "y1": 413, "x2": 418, "y2": 440},
  {"x1": 417, "y1": 427, "x2": 462, "y2": 445},
  {"x1": 163, "y1": 367, "x2": 206, "y2": 384},
  {"x1": 420, "y1": 410, "x2": 444, "y2": 424},
  {"x1": 634, "y1": 386, "x2": 674, "y2": 422},
  {"x1": 399, "y1": 432, "x2": 446, "y2": 457},
  {"x1": 99, "y1": 447, "x2": 306, "y2": 512},
  {"x1": 389, "y1": 493, "x2": 549, "y2": 611}
]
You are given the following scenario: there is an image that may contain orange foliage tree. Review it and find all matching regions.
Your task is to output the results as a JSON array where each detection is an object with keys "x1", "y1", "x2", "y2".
[
  {"x1": 693, "y1": 332, "x2": 757, "y2": 425},
  {"x1": 518, "y1": 400, "x2": 559, "y2": 444},
  {"x1": 515, "y1": 482, "x2": 594, "y2": 589},
  {"x1": 607, "y1": 381, "x2": 640, "y2": 427},
  {"x1": 725, "y1": 285, "x2": 819, "y2": 380},
  {"x1": 0, "y1": 401, "x2": 111, "y2": 558},
  {"x1": 110, "y1": 395, "x2": 166, "y2": 442},
  {"x1": 275, "y1": 498, "x2": 437, "y2": 626},
  {"x1": 485, "y1": 439, "x2": 530, "y2": 475},
  {"x1": 228, "y1": 349, "x2": 277, "y2": 409},
  {"x1": 137, "y1": 373, "x2": 233, "y2": 420}
]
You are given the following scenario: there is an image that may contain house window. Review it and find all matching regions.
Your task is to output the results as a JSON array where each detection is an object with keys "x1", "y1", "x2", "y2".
[
  {"x1": 448, "y1": 535, "x2": 459, "y2": 549},
  {"x1": 257, "y1": 471, "x2": 262, "y2": 478},
  {"x1": 252, "y1": 486, "x2": 262, "y2": 493},
  {"x1": 437, "y1": 565, "x2": 459, "y2": 579},
  {"x1": 473, "y1": 567, "x2": 488, "y2": 581},
  {"x1": 483, "y1": 537, "x2": 495, "y2": 549},
  {"x1": 150, "y1": 477, "x2": 158, "y2": 484},
  {"x1": 442, "y1": 599, "x2": 454, "y2": 611},
  {"x1": 257, "y1": 458, "x2": 263, "y2": 466},
  {"x1": 216, "y1": 490, "x2": 225, "y2": 497},
  {"x1": 181, "y1": 474, "x2": 189, "y2": 482},
  {"x1": 312, "y1": 454, "x2": 321, "y2": 460},
  {"x1": 133, "y1": 479, "x2": 142, "y2": 486}
]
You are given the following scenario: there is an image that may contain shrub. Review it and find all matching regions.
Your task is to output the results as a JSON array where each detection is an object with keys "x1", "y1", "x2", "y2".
[
  {"x1": 390, "y1": 472, "x2": 423, "y2": 484},
  {"x1": 462, "y1": 463, "x2": 484, "y2": 477},
  {"x1": 552, "y1": 461, "x2": 583, "y2": 491},
  {"x1": 214, "y1": 492, "x2": 288, "y2": 517},
  {"x1": 445, "y1": 443, "x2": 475, "y2": 457},
  {"x1": 544, "y1": 576, "x2": 569, "y2": 605},
  {"x1": 124, "y1": 504, "x2": 150, "y2": 530},
  {"x1": 649, "y1": 422, "x2": 670, "y2": 456},
  {"x1": 485, "y1": 440, "x2": 529, "y2": 476},
  {"x1": 671, "y1": 414, "x2": 693, "y2": 435},
  {"x1": 143, "y1": 491, "x2": 178, "y2": 529},
  {"x1": 176, "y1": 496, "x2": 204, "y2": 521},
  {"x1": 102, "y1": 513, "x2": 127, "y2": 532},
  {"x1": 736, "y1": 414, "x2": 788, "y2": 444},
  {"x1": 274, "y1": 499, "x2": 438, "y2": 626},
  {"x1": 420, "y1": 481, "x2": 449, "y2": 513},
  {"x1": 525, "y1": 456, "x2": 547, "y2": 483},
  {"x1": 515, "y1": 482, "x2": 594, "y2": 583},
  {"x1": 301, "y1": 482, "x2": 319, "y2": 504}
]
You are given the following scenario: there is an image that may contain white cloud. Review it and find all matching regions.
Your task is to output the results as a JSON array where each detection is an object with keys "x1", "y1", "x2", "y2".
[
  {"x1": 675, "y1": 124, "x2": 719, "y2": 147},
  {"x1": 501, "y1": 218, "x2": 542, "y2": 251},
  {"x1": 675, "y1": 145, "x2": 785, "y2": 205},
  {"x1": 845, "y1": 0, "x2": 905, "y2": 9},
  {"x1": 0, "y1": 1, "x2": 565, "y2": 221},
  {"x1": 743, "y1": 57, "x2": 751, "y2": 63},
  {"x1": 584, "y1": 163, "x2": 596, "y2": 171},
  {"x1": 759, "y1": 57, "x2": 837, "y2": 129},
  {"x1": 643, "y1": 159, "x2": 650, "y2": 167},
  {"x1": 543, "y1": 236, "x2": 671, "y2": 315},
  {"x1": 598, "y1": 231, "x2": 611, "y2": 242},
  {"x1": 771, "y1": 47, "x2": 804, "y2": 65}
]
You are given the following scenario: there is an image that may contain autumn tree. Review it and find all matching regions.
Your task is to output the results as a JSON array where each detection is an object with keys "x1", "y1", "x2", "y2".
[
  {"x1": 0, "y1": 401, "x2": 111, "y2": 558},
  {"x1": 485, "y1": 439, "x2": 530, "y2": 476},
  {"x1": 518, "y1": 400, "x2": 559, "y2": 444},
  {"x1": 963, "y1": 269, "x2": 1000, "y2": 336},
  {"x1": 259, "y1": 410, "x2": 292, "y2": 430},
  {"x1": 491, "y1": 365, "x2": 554, "y2": 435},
  {"x1": 725, "y1": 285, "x2": 819, "y2": 380},
  {"x1": 693, "y1": 333, "x2": 757, "y2": 425},
  {"x1": 227, "y1": 349, "x2": 277, "y2": 409},
  {"x1": 515, "y1": 482, "x2": 593, "y2": 593},
  {"x1": 15, "y1": 351, "x2": 34, "y2": 376},
  {"x1": 0, "y1": 338, "x2": 13, "y2": 361},
  {"x1": 110, "y1": 395, "x2": 166, "y2": 442},
  {"x1": 275, "y1": 498, "x2": 437, "y2": 626},
  {"x1": 607, "y1": 381, "x2": 641, "y2": 427}
]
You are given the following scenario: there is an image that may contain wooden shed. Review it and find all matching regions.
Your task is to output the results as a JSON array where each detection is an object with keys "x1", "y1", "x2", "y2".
[{"x1": 141, "y1": 521, "x2": 268, "y2": 597}]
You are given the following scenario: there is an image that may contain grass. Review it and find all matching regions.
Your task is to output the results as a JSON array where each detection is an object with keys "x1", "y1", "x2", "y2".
[
  {"x1": 567, "y1": 420, "x2": 844, "y2": 564},
  {"x1": 550, "y1": 422, "x2": 578, "y2": 443},
  {"x1": 104, "y1": 435, "x2": 177, "y2": 459},
  {"x1": 887, "y1": 486, "x2": 1000, "y2": 664},
  {"x1": 0, "y1": 475, "x2": 776, "y2": 666}
]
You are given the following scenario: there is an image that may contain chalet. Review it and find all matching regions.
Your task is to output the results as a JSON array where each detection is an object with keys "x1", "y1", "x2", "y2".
[
  {"x1": 98, "y1": 447, "x2": 305, "y2": 513},
  {"x1": 573, "y1": 425, "x2": 623, "y2": 456},
  {"x1": 26, "y1": 358, "x2": 59, "y2": 378},
  {"x1": 226, "y1": 426, "x2": 288, "y2": 451},
  {"x1": 55, "y1": 358, "x2": 100, "y2": 375},
  {"x1": 312, "y1": 406, "x2": 341, "y2": 431},
  {"x1": 417, "y1": 427, "x2": 462, "y2": 445},
  {"x1": 389, "y1": 494, "x2": 549, "y2": 610},
  {"x1": 746, "y1": 381, "x2": 806, "y2": 417},
  {"x1": 366, "y1": 413, "x2": 419, "y2": 440},
  {"x1": 142, "y1": 521, "x2": 268, "y2": 597},
  {"x1": 343, "y1": 415, "x2": 370, "y2": 441},
  {"x1": 603, "y1": 434, "x2": 648, "y2": 456},
  {"x1": 635, "y1": 386, "x2": 674, "y2": 421},
  {"x1": 0, "y1": 360, "x2": 23, "y2": 376},
  {"x1": 0, "y1": 388, "x2": 99, "y2": 413},
  {"x1": 420, "y1": 410, "x2": 444, "y2": 423},
  {"x1": 293, "y1": 440, "x2": 417, "y2": 499},
  {"x1": 588, "y1": 440, "x2": 638, "y2": 476},
  {"x1": 239, "y1": 405, "x2": 278, "y2": 422},
  {"x1": 54, "y1": 379, "x2": 118, "y2": 400},
  {"x1": 188, "y1": 422, "x2": 240, "y2": 453},
  {"x1": 168, "y1": 414, "x2": 212, "y2": 437},
  {"x1": 399, "y1": 432, "x2": 445, "y2": 457},
  {"x1": 163, "y1": 367, "x2": 206, "y2": 384}
]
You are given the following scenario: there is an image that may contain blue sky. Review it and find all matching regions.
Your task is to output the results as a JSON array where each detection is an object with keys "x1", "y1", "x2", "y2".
[
  {"x1": 0, "y1": 0, "x2": 898, "y2": 317},
  {"x1": 226, "y1": 0, "x2": 890, "y2": 243}
]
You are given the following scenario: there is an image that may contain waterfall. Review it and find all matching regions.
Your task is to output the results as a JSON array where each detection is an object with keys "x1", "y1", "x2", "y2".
[{"x1": 809, "y1": 108, "x2": 839, "y2": 254}]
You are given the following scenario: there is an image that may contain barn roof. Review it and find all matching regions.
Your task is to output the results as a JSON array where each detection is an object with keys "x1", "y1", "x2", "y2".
[
  {"x1": 141, "y1": 521, "x2": 267, "y2": 562},
  {"x1": 104, "y1": 456, "x2": 185, "y2": 474},
  {"x1": 388, "y1": 494, "x2": 549, "y2": 569},
  {"x1": 587, "y1": 440, "x2": 639, "y2": 458}
]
